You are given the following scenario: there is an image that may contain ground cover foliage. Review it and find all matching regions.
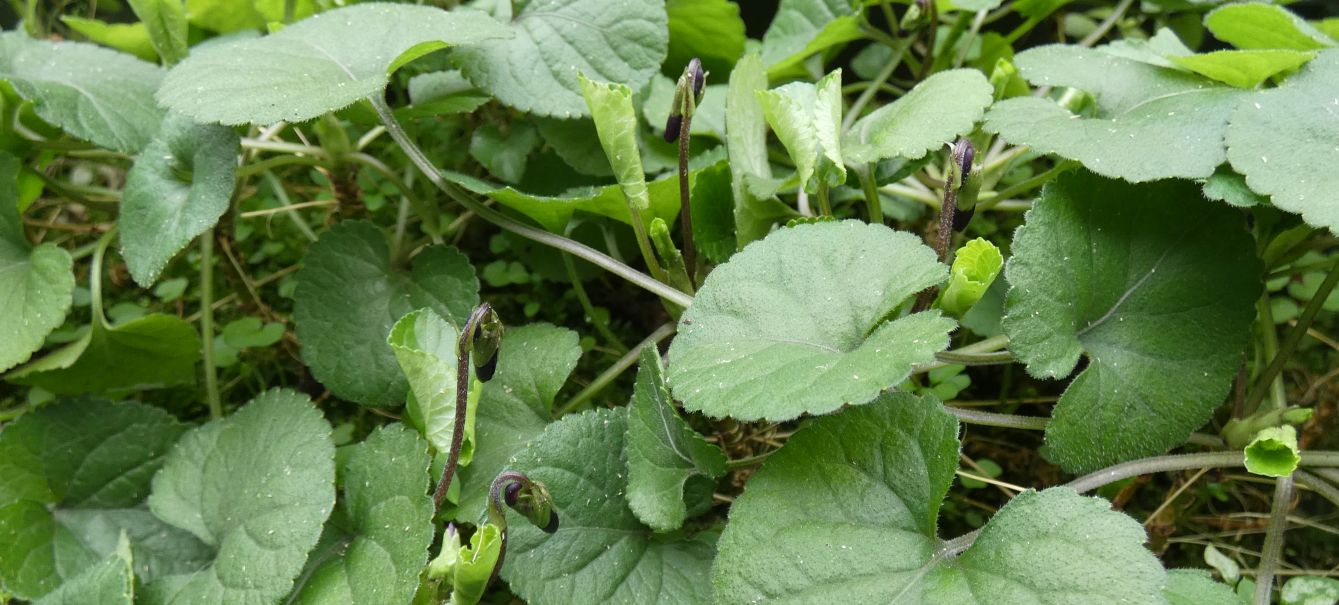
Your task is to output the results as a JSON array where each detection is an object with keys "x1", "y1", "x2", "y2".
[{"x1": 1, "y1": 0, "x2": 1339, "y2": 603}]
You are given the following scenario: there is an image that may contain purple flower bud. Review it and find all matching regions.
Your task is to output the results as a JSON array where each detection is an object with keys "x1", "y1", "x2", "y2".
[
  {"x1": 688, "y1": 58, "x2": 705, "y2": 99},
  {"x1": 504, "y1": 481, "x2": 522, "y2": 506},
  {"x1": 664, "y1": 115, "x2": 683, "y2": 143},
  {"x1": 952, "y1": 139, "x2": 974, "y2": 184}
]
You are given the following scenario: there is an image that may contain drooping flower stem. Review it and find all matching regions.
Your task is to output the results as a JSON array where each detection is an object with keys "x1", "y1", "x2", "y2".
[
  {"x1": 486, "y1": 471, "x2": 559, "y2": 587},
  {"x1": 433, "y1": 304, "x2": 503, "y2": 511}
]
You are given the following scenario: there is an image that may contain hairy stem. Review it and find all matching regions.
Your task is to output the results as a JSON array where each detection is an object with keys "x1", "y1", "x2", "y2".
[
  {"x1": 1254, "y1": 475, "x2": 1294, "y2": 604},
  {"x1": 368, "y1": 95, "x2": 693, "y2": 308},
  {"x1": 433, "y1": 305, "x2": 490, "y2": 510},
  {"x1": 860, "y1": 164, "x2": 884, "y2": 224},
  {"x1": 945, "y1": 407, "x2": 1048, "y2": 430},
  {"x1": 678, "y1": 104, "x2": 697, "y2": 284}
]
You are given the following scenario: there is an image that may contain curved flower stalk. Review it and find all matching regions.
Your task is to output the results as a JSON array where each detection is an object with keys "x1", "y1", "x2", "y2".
[
  {"x1": 485, "y1": 471, "x2": 560, "y2": 587},
  {"x1": 433, "y1": 303, "x2": 504, "y2": 510}
]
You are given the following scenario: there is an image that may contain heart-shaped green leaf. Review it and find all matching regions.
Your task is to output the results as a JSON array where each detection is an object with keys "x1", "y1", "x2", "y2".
[
  {"x1": 451, "y1": 0, "x2": 667, "y2": 118},
  {"x1": 8, "y1": 313, "x2": 201, "y2": 395},
  {"x1": 0, "y1": 399, "x2": 203, "y2": 601},
  {"x1": 32, "y1": 534, "x2": 134, "y2": 605},
  {"x1": 1003, "y1": 170, "x2": 1261, "y2": 472},
  {"x1": 843, "y1": 69, "x2": 993, "y2": 165},
  {"x1": 667, "y1": 220, "x2": 952, "y2": 421},
  {"x1": 293, "y1": 221, "x2": 478, "y2": 407},
  {"x1": 291, "y1": 424, "x2": 433, "y2": 605},
  {"x1": 451, "y1": 324, "x2": 579, "y2": 521},
  {"x1": 0, "y1": 32, "x2": 164, "y2": 152},
  {"x1": 625, "y1": 346, "x2": 726, "y2": 532},
  {"x1": 985, "y1": 45, "x2": 1251, "y2": 182},
  {"x1": 0, "y1": 153, "x2": 74, "y2": 373},
  {"x1": 120, "y1": 114, "x2": 239, "y2": 286},
  {"x1": 158, "y1": 3, "x2": 510, "y2": 125},
  {"x1": 501, "y1": 408, "x2": 716, "y2": 604},
  {"x1": 1226, "y1": 50, "x2": 1339, "y2": 234},
  {"x1": 714, "y1": 392, "x2": 1166, "y2": 604},
  {"x1": 144, "y1": 389, "x2": 336, "y2": 605}
]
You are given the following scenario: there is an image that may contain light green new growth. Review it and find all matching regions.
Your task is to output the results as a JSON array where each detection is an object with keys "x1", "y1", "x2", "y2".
[
  {"x1": 1245, "y1": 425, "x2": 1301, "y2": 478},
  {"x1": 939, "y1": 238, "x2": 1004, "y2": 317}
]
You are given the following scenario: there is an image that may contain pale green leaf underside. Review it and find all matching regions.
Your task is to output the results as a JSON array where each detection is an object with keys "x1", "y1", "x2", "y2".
[
  {"x1": 1164, "y1": 569, "x2": 1239, "y2": 605},
  {"x1": 726, "y1": 54, "x2": 795, "y2": 248},
  {"x1": 1003, "y1": 171, "x2": 1260, "y2": 472},
  {"x1": 144, "y1": 389, "x2": 336, "y2": 605},
  {"x1": 293, "y1": 221, "x2": 479, "y2": 407},
  {"x1": 757, "y1": 70, "x2": 844, "y2": 189},
  {"x1": 0, "y1": 399, "x2": 197, "y2": 601},
  {"x1": 985, "y1": 45, "x2": 1250, "y2": 182},
  {"x1": 0, "y1": 152, "x2": 74, "y2": 373},
  {"x1": 714, "y1": 393, "x2": 1165, "y2": 604},
  {"x1": 120, "y1": 114, "x2": 239, "y2": 286},
  {"x1": 451, "y1": 324, "x2": 578, "y2": 522},
  {"x1": 1170, "y1": 49, "x2": 1315, "y2": 89},
  {"x1": 389, "y1": 309, "x2": 476, "y2": 465},
  {"x1": 7, "y1": 313, "x2": 201, "y2": 394},
  {"x1": 580, "y1": 76, "x2": 650, "y2": 211},
  {"x1": 667, "y1": 220, "x2": 952, "y2": 422},
  {"x1": 502, "y1": 408, "x2": 715, "y2": 605},
  {"x1": 33, "y1": 536, "x2": 133, "y2": 605},
  {"x1": 625, "y1": 346, "x2": 726, "y2": 532},
  {"x1": 1282, "y1": 575, "x2": 1339, "y2": 605},
  {"x1": 1226, "y1": 50, "x2": 1339, "y2": 235},
  {"x1": 0, "y1": 32, "x2": 163, "y2": 152},
  {"x1": 158, "y1": 3, "x2": 511, "y2": 125},
  {"x1": 844, "y1": 69, "x2": 993, "y2": 165},
  {"x1": 443, "y1": 168, "x2": 681, "y2": 233},
  {"x1": 292, "y1": 424, "x2": 434, "y2": 605},
  {"x1": 451, "y1": 0, "x2": 667, "y2": 118}
]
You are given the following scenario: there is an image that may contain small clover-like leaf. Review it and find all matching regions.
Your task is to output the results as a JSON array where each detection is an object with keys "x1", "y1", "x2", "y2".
[
  {"x1": 144, "y1": 389, "x2": 336, "y2": 605},
  {"x1": 668, "y1": 220, "x2": 952, "y2": 421},
  {"x1": 1003, "y1": 170, "x2": 1261, "y2": 472},
  {"x1": 294, "y1": 221, "x2": 478, "y2": 408},
  {"x1": 158, "y1": 3, "x2": 510, "y2": 125}
]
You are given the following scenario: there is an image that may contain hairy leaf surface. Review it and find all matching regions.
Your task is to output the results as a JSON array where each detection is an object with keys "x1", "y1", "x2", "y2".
[
  {"x1": 668, "y1": 220, "x2": 952, "y2": 421},
  {"x1": 1003, "y1": 171, "x2": 1261, "y2": 472}
]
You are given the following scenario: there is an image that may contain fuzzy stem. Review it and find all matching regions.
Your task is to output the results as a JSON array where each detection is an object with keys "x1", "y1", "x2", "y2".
[
  {"x1": 433, "y1": 305, "x2": 490, "y2": 510},
  {"x1": 945, "y1": 407, "x2": 1048, "y2": 430},
  {"x1": 1254, "y1": 475, "x2": 1294, "y2": 604},
  {"x1": 678, "y1": 104, "x2": 697, "y2": 284},
  {"x1": 860, "y1": 164, "x2": 884, "y2": 224}
]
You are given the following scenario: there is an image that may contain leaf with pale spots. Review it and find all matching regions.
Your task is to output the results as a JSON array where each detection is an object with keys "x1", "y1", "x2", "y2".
[
  {"x1": 667, "y1": 220, "x2": 953, "y2": 422},
  {"x1": 1003, "y1": 171, "x2": 1261, "y2": 472},
  {"x1": 143, "y1": 389, "x2": 336, "y2": 605},
  {"x1": 714, "y1": 392, "x2": 1168, "y2": 604},
  {"x1": 501, "y1": 409, "x2": 716, "y2": 604}
]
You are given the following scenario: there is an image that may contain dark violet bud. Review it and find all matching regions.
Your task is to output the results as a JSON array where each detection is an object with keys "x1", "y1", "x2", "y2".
[
  {"x1": 504, "y1": 481, "x2": 522, "y2": 506},
  {"x1": 664, "y1": 114, "x2": 684, "y2": 143},
  {"x1": 541, "y1": 510, "x2": 560, "y2": 534},
  {"x1": 952, "y1": 139, "x2": 974, "y2": 186},
  {"x1": 688, "y1": 58, "x2": 705, "y2": 99},
  {"x1": 953, "y1": 205, "x2": 976, "y2": 232},
  {"x1": 462, "y1": 303, "x2": 503, "y2": 382}
]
